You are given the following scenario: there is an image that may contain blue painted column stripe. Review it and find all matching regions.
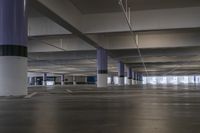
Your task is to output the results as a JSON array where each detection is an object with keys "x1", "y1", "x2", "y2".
[
  {"x1": 0, "y1": 0, "x2": 27, "y2": 46},
  {"x1": 118, "y1": 62, "x2": 124, "y2": 77},
  {"x1": 97, "y1": 48, "x2": 108, "y2": 74}
]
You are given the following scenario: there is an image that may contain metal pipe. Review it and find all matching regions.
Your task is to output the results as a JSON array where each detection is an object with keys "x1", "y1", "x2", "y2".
[{"x1": 119, "y1": 0, "x2": 148, "y2": 76}]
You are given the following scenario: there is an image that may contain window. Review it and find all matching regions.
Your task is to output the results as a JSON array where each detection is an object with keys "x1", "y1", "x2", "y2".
[{"x1": 143, "y1": 75, "x2": 197, "y2": 85}]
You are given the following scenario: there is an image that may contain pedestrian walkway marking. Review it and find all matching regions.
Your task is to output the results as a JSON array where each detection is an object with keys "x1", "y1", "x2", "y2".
[
  {"x1": 65, "y1": 89, "x2": 73, "y2": 94},
  {"x1": 24, "y1": 92, "x2": 38, "y2": 99}
]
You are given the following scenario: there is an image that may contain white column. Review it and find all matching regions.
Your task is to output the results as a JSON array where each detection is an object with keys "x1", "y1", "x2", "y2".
[
  {"x1": 97, "y1": 74, "x2": 108, "y2": 87},
  {"x1": 73, "y1": 76, "x2": 76, "y2": 85},
  {"x1": 43, "y1": 73, "x2": 47, "y2": 86},
  {"x1": 119, "y1": 77, "x2": 125, "y2": 86},
  {"x1": 34, "y1": 77, "x2": 37, "y2": 86},
  {"x1": 61, "y1": 75, "x2": 65, "y2": 85},
  {"x1": 127, "y1": 78, "x2": 132, "y2": 85},
  {"x1": 0, "y1": 57, "x2": 27, "y2": 96}
]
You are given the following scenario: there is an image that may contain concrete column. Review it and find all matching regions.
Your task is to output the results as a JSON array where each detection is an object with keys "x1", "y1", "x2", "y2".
[
  {"x1": 34, "y1": 77, "x2": 37, "y2": 86},
  {"x1": 118, "y1": 62, "x2": 125, "y2": 86},
  {"x1": 0, "y1": 0, "x2": 27, "y2": 96},
  {"x1": 138, "y1": 73, "x2": 141, "y2": 82},
  {"x1": 110, "y1": 75, "x2": 114, "y2": 85},
  {"x1": 73, "y1": 76, "x2": 76, "y2": 85},
  {"x1": 29, "y1": 77, "x2": 33, "y2": 86},
  {"x1": 132, "y1": 72, "x2": 135, "y2": 85},
  {"x1": 97, "y1": 48, "x2": 108, "y2": 88},
  {"x1": 61, "y1": 75, "x2": 65, "y2": 85},
  {"x1": 194, "y1": 75, "x2": 196, "y2": 84},
  {"x1": 137, "y1": 73, "x2": 143, "y2": 84},
  {"x1": 127, "y1": 67, "x2": 132, "y2": 85},
  {"x1": 137, "y1": 73, "x2": 139, "y2": 84},
  {"x1": 134, "y1": 72, "x2": 138, "y2": 84},
  {"x1": 27, "y1": 77, "x2": 29, "y2": 85},
  {"x1": 43, "y1": 73, "x2": 47, "y2": 86},
  {"x1": 140, "y1": 74, "x2": 143, "y2": 83}
]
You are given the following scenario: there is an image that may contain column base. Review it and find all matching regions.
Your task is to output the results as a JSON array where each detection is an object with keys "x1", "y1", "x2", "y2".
[
  {"x1": 43, "y1": 81, "x2": 47, "y2": 86},
  {"x1": 0, "y1": 57, "x2": 27, "y2": 96},
  {"x1": 127, "y1": 79, "x2": 132, "y2": 85},
  {"x1": 97, "y1": 74, "x2": 108, "y2": 88},
  {"x1": 73, "y1": 81, "x2": 77, "y2": 85},
  {"x1": 118, "y1": 77, "x2": 125, "y2": 86},
  {"x1": 132, "y1": 80, "x2": 137, "y2": 85},
  {"x1": 137, "y1": 81, "x2": 143, "y2": 84}
]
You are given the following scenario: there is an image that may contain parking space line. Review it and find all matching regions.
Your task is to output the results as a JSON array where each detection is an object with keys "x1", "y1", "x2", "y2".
[{"x1": 24, "y1": 92, "x2": 38, "y2": 99}]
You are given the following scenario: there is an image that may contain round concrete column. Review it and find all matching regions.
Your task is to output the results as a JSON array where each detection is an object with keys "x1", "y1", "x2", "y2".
[
  {"x1": 132, "y1": 72, "x2": 135, "y2": 85},
  {"x1": 97, "y1": 48, "x2": 108, "y2": 88},
  {"x1": 0, "y1": 0, "x2": 28, "y2": 96},
  {"x1": 61, "y1": 75, "x2": 65, "y2": 85},
  {"x1": 34, "y1": 77, "x2": 37, "y2": 86},
  {"x1": 194, "y1": 76, "x2": 197, "y2": 84},
  {"x1": 139, "y1": 73, "x2": 143, "y2": 84},
  {"x1": 118, "y1": 62, "x2": 125, "y2": 86},
  {"x1": 43, "y1": 73, "x2": 47, "y2": 86},
  {"x1": 134, "y1": 72, "x2": 138, "y2": 84},
  {"x1": 137, "y1": 73, "x2": 142, "y2": 84},
  {"x1": 137, "y1": 73, "x2": 140, "y2": 84},
  {"x1": 73, "y1": 76, "x2": 76, "y2": 85},
  {"x1": 127, "y1": 67, "x2": 132, "y2": 85}
]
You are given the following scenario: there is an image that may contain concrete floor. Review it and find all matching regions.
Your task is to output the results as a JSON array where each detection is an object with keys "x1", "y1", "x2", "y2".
[{"x1": 1, "y1": 85, "x2": 200, "y2": 133}]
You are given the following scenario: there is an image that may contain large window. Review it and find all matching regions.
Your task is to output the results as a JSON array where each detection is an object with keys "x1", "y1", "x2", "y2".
[{"x1": 143, "y1": 75, "x2": 199, "y2": 85}]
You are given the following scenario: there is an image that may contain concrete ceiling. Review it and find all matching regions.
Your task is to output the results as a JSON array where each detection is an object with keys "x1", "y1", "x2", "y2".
[
  {"x1": 28, "y1": 41, "x2": 200, "y2": 76},
  {"x1": 69, "y1": 0, "x2": 200, "y2": 14},
  {"x1": 28, "y1": 7, "x2": 43, "y2": 18},
  {"x1": 27, "y1": 0, "x2": 200, "y2": 76}
]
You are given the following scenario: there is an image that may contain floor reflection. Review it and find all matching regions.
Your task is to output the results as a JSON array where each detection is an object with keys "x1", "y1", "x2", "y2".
[{"x1": 0, "y1": 85, "x2": 200, "y2": 133}]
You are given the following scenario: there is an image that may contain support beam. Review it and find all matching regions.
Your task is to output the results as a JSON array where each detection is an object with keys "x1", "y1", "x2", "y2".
[
  {"x1": 30, "y1": 0, "x2": 100, "y2": 48},
  {"x1": 82, "y1": 7, "x2": 200, "y2": 33},
  {"x1": 110, "y1": 46, "x2": 200, "y2": 58},
  {"x1": 97, "y1": 48, "x2": 108, "y2": 88},
  {"x1": 0, "y1": 0, "x2": 27, "y2": 96}
]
